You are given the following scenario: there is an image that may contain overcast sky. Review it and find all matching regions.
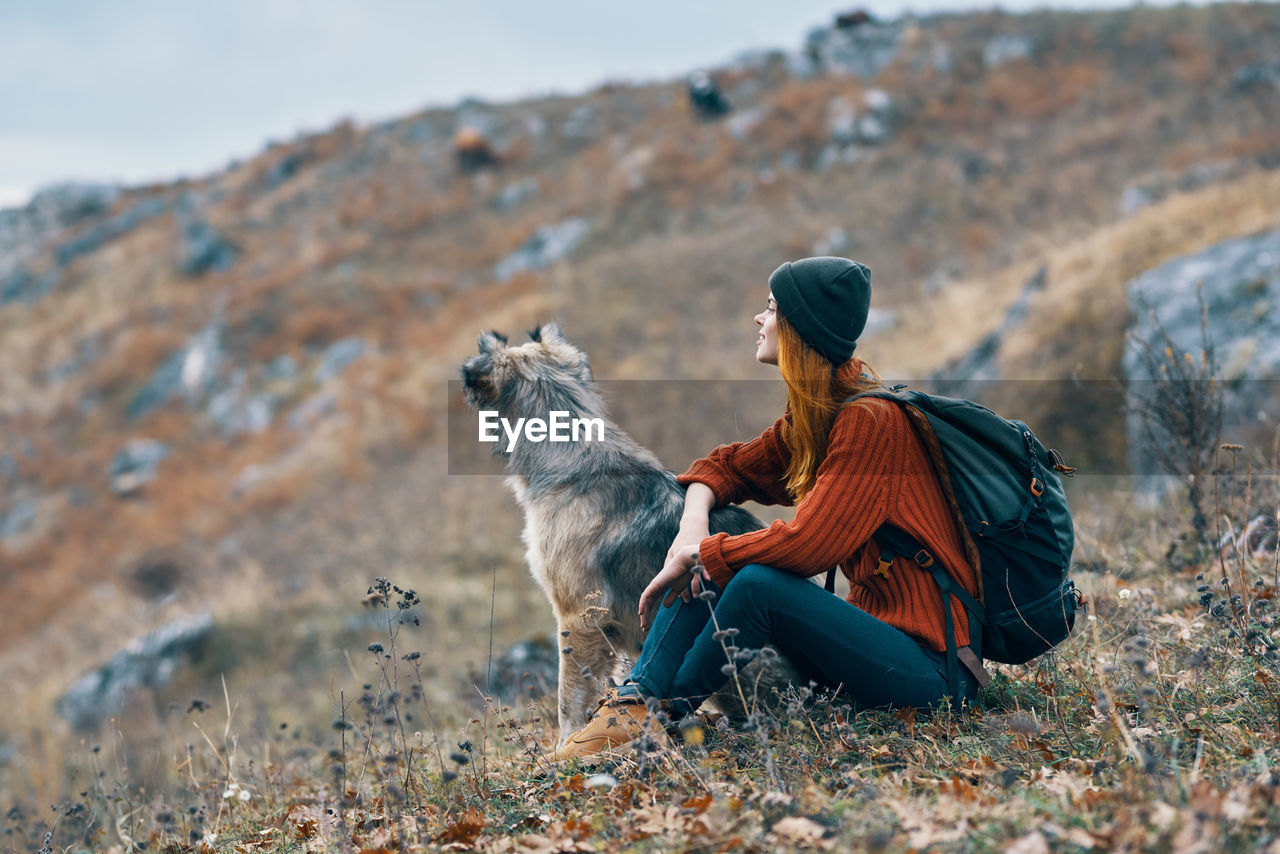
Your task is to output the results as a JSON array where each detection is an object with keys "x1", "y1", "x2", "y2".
[{"x1": 1, "y1": 0, "x2": 1196, "y2": 209}]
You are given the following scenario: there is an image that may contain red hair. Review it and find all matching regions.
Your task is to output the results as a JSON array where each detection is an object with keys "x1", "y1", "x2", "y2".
[{"x1": 777, "y1": 316, "x2": 881, "y2": 501}]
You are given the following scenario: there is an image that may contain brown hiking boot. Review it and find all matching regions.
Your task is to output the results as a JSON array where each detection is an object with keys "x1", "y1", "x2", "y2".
[{"x1": 550, "y1": 687, "x2": 672, "y2": 762}]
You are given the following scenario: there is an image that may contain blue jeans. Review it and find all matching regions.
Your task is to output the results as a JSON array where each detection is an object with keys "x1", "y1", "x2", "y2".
[{"x1": 628, "y1": 563, "x2": 977, "y2": 713}]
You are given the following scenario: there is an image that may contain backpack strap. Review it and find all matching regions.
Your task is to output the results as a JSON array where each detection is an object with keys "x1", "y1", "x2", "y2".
[
  {"x1": 876, "y1": 526, "x2": 991, "y2": 699},
  {"x1": 924, "y1": 559, "x2": 990, "y2": 688},
  {"x1": 848, "y1": 389, "x2": 985, "y2": 603},
  {"x1": 848, "y1": 389, "x2": 991, "y2": 699}
]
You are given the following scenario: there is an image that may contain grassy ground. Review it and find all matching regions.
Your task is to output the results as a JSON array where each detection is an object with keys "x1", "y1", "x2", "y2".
[{"x1": 6, "y1": 471, "x2": 1280, "y2": 853}]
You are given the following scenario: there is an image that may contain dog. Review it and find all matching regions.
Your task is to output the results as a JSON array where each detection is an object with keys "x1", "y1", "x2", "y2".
[{"x1": 461, "y1": 323, "x2": 772, "y2": 744}]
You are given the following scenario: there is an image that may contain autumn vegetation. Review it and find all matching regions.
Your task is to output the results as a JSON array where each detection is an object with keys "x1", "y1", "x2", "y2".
[{"x1": 3, "y1": 3, "x2": 1280, "y2": 851}]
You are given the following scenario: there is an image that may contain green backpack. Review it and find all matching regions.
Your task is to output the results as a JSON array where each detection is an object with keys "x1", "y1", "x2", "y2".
[{"x1": 843, "y1": 386, "x2": 1080, "y2": 699}]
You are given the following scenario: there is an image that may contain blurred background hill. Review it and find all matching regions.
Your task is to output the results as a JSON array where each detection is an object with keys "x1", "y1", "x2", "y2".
[{"x1": 2, "y1": 1, "x2": 1279, "y2": 804}]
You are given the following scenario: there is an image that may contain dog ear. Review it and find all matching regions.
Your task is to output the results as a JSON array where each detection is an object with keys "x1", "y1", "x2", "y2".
[
  {"x1": 536, "y1": 322, "x2": 564, "y2": 344},
  {"x1": 477, "y1": 329, "x2": 508, "y2": 353},
  {"x1": 527, "y1": 326, "x2": 542, "y2": 343}
]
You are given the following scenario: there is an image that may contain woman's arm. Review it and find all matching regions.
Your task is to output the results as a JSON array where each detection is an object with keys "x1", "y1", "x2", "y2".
[
  {"x1": 696, "y1": 401, "x2": 901, "y2": 587},
  {"x1": 667, "y1": 481, "x2": 715, "y2": 561},
  {"x1": 676, "y1": 416, "x2": 795, "y2": 508}
]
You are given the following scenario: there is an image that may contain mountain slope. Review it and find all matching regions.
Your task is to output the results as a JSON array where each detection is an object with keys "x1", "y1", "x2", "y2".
[{"x1": 1, "y1": 4, "x2": 1279, "y2": 795}]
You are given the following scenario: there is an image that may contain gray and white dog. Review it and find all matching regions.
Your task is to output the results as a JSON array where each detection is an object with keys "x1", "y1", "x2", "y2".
[{"x1": 461, "y1": 323, "x2": 767, "y2": 744}]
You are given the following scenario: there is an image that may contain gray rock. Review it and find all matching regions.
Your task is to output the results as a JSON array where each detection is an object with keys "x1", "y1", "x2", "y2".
[
  {"x1": 26, "y1": 182, "x2": 120, "y2": 223},
  {"x1": 562, "y1": 105, "x2": 596, "y2": 140},
  {"x1": 933, "y1": 266, "x2": 1048, "y2": 394},
  {"x1": 495, "y1": 177, "x2": 539, "y2": 212},
  {"x1": 477, "y1": 635, "x2": 558, "y2": 704},
  {"x1": 930, "y1": 43, "x2": 954, "y2": 75},
  {"x1": 264, "y1": 354, "x2": 298, "y2": 381},
  {"x1": 1123, "y1": 230, "x2": 1280, "y2": 466},
  {"x1": 108, "y1": 438, "x2": 169, "y2": 496},
  {"x1": 856, "y1": 114, "x2": 890, "y2": 145},
  {"x1": 207, "y1": 373, "x2": 276, "y2": 437},
  {"x1": 1121, "y1": 184, "x2": 1156, "y2": 217},
  {"x1": 127, "y1": 322, "x2": 225, "y2": 419},
  {"x1": 54, "y1": 196, "x2": 168, "y2": 268},
  {"x1": 264, "y1": 149, "x2": 309, "y2": 190},
  {"x1": 1231, "y1": 61, "x2": 1280, "y2": 92},
  {"x1": 804, "y1": 20, "x2": 904, "y2": 79},
  {"x1": 725, "y1": 106, "x2": 766, "y2": 142},
  {"x1": 827, "y1": 97, "x2": 859, "y2": 146},
  {"x1": 180, "y1": 323, "x2": 226, "y2": 400},
  {"x1": 494, "y1": 218, "x2": 590, "y2": 281},
  {"x1": 1120, "y1": 161, "x2": 1246, "y2": 218},
  {"x1": 178, "y1": 219, "x2": 237, "y2": 275},
  {"x1": 405, "y1": 117, "x2": 435, "y2": 143},
  {"x1": 127, "y1": 350, "x2": 185, "y2": 420},
  {"x1": 983, "y1": 34, "x2": 1033, "y2": 68},
  {"x1": 56, "y1": 612, "x2": 214, "y2": 730},
  {"x1": 825, "y1": 90, "x2": 893, "y2": 151},
  {"x1": 0, "y1": 183, "x2": 119, "y2": 290},
  {"x1": 288, "y1": 390, "x2": 339, "y2": 430},
  {"x1": 863, "y1": 88, "x2": 894, "y2": 115},
  {"x1": 315, "y1": 337, "x2": 367, "y2": 382},
  {"x1": 784, "y1": 49, "x2": 819, "y2": 80},
  {"x1": 815, "y1": 145, "x2": 843, "y2": 172},
  {"x1": 0, "y1": 497, "x2": 36, "y2": 540},
  {"x1": 522, "y1": 112, "x2": 548, "y2": 140},
  {"x1": 47, "y1": 337, "x2": 102, "y2": 383},
  {"x1": 0, "y1": 266, "x2": 60, "y2": 306}
]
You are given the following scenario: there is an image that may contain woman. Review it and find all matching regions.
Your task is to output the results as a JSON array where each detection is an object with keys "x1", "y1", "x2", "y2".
[{"x1": 551, "y1": 256, "x2": 983, "y2": 762}]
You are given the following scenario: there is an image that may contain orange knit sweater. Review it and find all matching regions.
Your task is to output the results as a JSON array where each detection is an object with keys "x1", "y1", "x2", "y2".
[{"x1": 677, "y1": 394, "x2": 979, "y2": 653}]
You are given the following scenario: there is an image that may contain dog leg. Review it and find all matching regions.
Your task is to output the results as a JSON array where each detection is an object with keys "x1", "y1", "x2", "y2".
[{"x1": 554, "y1": 613, "x2": 623, "y2": 745}]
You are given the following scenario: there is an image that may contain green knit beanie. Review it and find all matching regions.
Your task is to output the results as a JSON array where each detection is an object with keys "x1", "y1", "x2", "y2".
[{"x1": 767, "y1": 256, "x2": 871, "y2": 364}]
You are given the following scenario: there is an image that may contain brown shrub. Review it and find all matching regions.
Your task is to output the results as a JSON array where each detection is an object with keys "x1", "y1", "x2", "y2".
[
  {"x1": 750, "y1": 81, "x2": 835, "y2": 164},
  {"x1": 85, "y1": 325, "x2": 187, "y2": 400},
  {"x1": 985, "y1": 60, "x2": 1106, "y2": 120},
  {"x1": 282, "y1": 305, "x2": 350, "y2": 347}
]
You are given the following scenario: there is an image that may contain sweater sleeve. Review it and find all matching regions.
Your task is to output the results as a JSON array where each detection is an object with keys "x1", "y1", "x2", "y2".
[
  {"x1": 697, "y1": 402, "x2": 898, "y2": 587},
  {"x1": 675, "y1": 416, "x2": 794, "y2": 508}
]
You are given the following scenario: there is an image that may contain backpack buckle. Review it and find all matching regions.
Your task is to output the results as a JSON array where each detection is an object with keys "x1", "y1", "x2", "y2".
[
  {"x1": 1050, "y1": 448, "x2": 1076, "y2": 476},
  {"x1": 1030, "y1": 477, "x2": 1044, "y2": 497},
  {"x1": 913, "y1": 549, "x2": 934, "y2": 569}
]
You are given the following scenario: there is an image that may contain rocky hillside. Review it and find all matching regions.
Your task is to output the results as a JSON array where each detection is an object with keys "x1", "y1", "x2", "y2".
[{"x1": 2, "y1": 3, "x2": 1280, "y2": 796}]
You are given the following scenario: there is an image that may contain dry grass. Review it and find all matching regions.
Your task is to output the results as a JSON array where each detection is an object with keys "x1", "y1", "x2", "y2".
[{"x1": 6, "y1": 476, "x2": 1280, "y2": 852}]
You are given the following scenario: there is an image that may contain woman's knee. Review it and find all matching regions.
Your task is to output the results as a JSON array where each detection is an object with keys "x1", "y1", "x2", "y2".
[{"x1": 729, "y1": 563, "x2": 786, "y2": 589}]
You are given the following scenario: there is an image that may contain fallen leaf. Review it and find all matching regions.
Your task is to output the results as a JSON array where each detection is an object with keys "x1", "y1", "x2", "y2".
[
  {"x1": 435, "y1": 806, "x2": 484, "y2": 848},
  {"x1": 761, "y1": 791, "x2": 794, "y2": 809},
  {"x1": 772, "y1": 816, "x2": 831, "y2": 849},
  {"x1": 1004, "y1": 830, "x2": 1049, "y2": 854}
]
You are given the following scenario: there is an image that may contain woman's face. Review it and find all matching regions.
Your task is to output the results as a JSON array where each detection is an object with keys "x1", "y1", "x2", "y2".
[{"x1": 755, "y1": 293, "x2": 779, "y2": 365}]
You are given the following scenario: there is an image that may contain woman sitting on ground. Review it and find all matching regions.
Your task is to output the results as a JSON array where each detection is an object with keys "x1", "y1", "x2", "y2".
[{"x1": 552, "y1": 256, "x2": 984, "y2": 761}]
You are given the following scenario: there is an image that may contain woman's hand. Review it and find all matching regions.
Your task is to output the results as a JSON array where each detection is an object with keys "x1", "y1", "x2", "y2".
[
  {"x1": 639, "y1": 544, "x2": 712, "y2": 631},
  {"x1": 666, "y1": 518, "x2": 709, "y2": 565}
]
